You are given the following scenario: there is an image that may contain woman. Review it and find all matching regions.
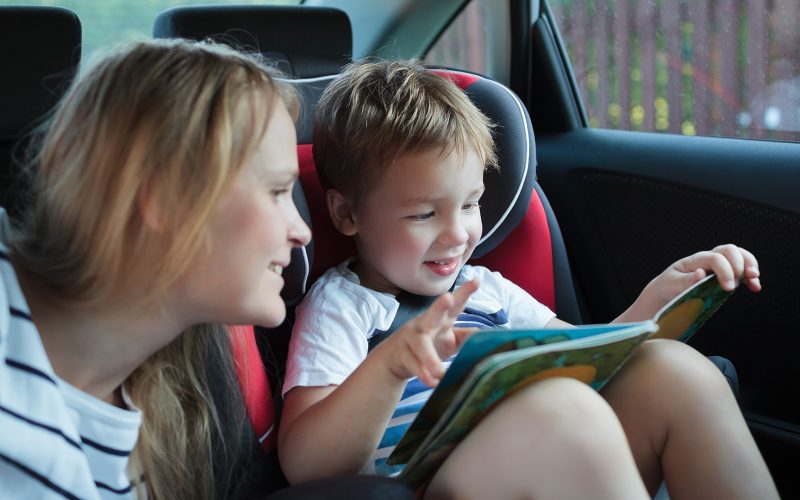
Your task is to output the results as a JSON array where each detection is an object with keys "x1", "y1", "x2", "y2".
[{"x1": 0, "y1": 38, "x2": 317, "y2": 498}]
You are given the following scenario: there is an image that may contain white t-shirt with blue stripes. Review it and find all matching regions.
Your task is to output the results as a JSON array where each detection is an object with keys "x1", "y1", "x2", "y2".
[
  {"x1": 0, "y1": 214, "x2": 142, "y2": 499},
  {"x1": 284, "y1": 260, "x2": 555, "y2": 474}
]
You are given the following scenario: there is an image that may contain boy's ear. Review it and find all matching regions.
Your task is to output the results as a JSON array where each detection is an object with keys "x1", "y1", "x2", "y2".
[{"x1": 326, "y1": 189, "x2": 358, "y2": 236}]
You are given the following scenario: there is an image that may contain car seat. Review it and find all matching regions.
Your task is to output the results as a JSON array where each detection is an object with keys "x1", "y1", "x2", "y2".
[
  {"x1": 153, "y1": 6, "x2": 738, "y2": 494},
  {"x1": 0, "y1": 6, "x2": 81, "y2": 221},
  {"x1": 153, "y1": 0, "x2": 584, "y2": 385}
]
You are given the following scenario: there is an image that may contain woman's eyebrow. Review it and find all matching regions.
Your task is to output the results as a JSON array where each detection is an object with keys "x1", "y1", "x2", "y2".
[{"x1": 258, "y1": 165, "x2": 299, "y2": 184}]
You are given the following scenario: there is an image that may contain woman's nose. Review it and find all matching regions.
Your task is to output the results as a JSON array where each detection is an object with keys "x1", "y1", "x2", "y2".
[{"x1": 288, "y1": 202, "x2": 311, "y2": 247}]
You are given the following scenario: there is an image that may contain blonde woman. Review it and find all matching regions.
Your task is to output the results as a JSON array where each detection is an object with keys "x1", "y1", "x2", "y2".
[{"x1": 0, "y1": 38, "x2": 322, "y2": 499}]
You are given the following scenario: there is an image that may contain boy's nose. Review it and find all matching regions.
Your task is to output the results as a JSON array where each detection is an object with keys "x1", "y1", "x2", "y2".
[{"x1": 438, "y1": 218, "x2": 469, "y2": 247}]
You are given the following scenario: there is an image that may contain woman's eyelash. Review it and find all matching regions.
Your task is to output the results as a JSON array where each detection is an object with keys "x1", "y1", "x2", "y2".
[{"x1": 270, "y1": 181, "x2": 295, "y2": 197}]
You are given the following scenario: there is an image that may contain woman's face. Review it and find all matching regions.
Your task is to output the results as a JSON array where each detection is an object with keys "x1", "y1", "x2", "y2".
[{"x1": 176, "y1": 100, "x2": 311, "y2": 327}]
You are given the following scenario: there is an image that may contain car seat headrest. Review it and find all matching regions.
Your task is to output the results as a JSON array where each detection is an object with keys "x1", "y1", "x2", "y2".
[
  {"x1": 431, "y1": 70, "x2": 537, "y2": 259},
  {"x1": 0, "y1": 6, "x2": 81, "y2": 137},
  {"x1": 299, "y1": 69, "x2": 538, "y2": 282},
  {"x1": 153, "y1": 5, "x2": 352, "y2": 79},
  {"x1": 0, "y1": 6, "x2": 81, "y2": 218}
]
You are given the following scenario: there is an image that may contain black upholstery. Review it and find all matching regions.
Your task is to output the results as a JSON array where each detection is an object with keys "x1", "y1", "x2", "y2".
[
  {"x1": 456, "y1": 73, "x2": 538, "y2": 259},
  {"x1": 0, "y1": 6, "x2": 81, "y2": 220},
  {"x1": 153, "y1": 5, "x2": 352, "y2": 79}
]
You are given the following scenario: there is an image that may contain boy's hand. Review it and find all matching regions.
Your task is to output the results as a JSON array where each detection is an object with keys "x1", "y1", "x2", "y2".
[
  {"x1": 379, "y1": 279, "x2": 479, "y2": 387},
  {"x1": 648, "y1": 244, "x2": 761, "y2": 303},
  {"x1": 617, "y1": 245, "x2": 760, "y2": 323},
  {"x1": 655, "y1": 244, "x2": 760, "y2": 299}
]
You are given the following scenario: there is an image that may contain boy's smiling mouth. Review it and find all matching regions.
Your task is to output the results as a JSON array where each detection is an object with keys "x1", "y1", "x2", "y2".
[{"x1": 423, "y1": 257, "x2": 460, "y2": 276}]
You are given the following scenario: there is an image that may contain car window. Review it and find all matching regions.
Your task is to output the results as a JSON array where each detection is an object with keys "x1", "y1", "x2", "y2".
[
  {"x1": 425, "y1": 0, "x2": 488, "y2": 74},
  {"x1": 550, "y1": 0, "x2": 800, "y2": 142},
  {"x1": 4, "y1": 0, "x2": 299, "y2": 60},
  {"x1": 423, "y1": 0, "x2": 513, "y2": 85}
]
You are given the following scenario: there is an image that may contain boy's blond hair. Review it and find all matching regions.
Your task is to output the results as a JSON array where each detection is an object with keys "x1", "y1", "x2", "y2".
[{"x1": 313, "y1": 59, "x2": 496, "y2": 208}]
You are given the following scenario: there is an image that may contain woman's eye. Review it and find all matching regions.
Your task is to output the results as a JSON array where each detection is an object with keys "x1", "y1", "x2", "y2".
[
  {"x1": 270, "y1": 183, "x2": 294, "y2": 199},
  {"x1": 410, "y1": 212, "x2": 434, "y2": 221}
]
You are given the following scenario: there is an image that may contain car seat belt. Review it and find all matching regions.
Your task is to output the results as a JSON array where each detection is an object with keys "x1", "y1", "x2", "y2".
[{"x1": 368, "y1": 292, "x2": 438, "y2": 351}]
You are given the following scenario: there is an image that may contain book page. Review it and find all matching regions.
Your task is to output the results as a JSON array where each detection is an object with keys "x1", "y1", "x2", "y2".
[
  {"x1": 395, "y1": 322, "x2": 656, "y2": 486},
  {"x1": 651, "y1": 274, "x2": 734, "y2": 342},
  {"x1": 388, "y1": 324, "x2": 629, "y2": 465}
]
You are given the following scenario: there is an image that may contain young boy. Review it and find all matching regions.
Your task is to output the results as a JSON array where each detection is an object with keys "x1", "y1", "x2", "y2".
[{"x1": 278, "y1": 60, "x2": 778, "y2": 499}]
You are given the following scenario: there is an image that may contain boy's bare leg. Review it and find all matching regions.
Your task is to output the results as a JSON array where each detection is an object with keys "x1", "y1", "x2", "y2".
[
  {"x1": 603, "y1": 339, "x2": 778, "y2": 500},
  {"x1": 426, "y1": 378, "x2": 649, "y2": 500}
]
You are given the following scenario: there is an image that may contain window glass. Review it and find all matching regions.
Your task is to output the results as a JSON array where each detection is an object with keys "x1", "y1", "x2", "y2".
[
  {"x1": 3, "y1": 0, "x2": 299, "y2": 60},
  {"x1": 425, "y1": 1, "x2": 488, "y2": 75},
  {"x1": 550, "y1": 0, "x2": 800, "y2": 141}
]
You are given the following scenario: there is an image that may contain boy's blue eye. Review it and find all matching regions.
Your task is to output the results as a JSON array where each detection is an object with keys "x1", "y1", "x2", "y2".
[
  {"x1": 463, "y1": 202, "x2": 481, "y2": 212},
  {"x1": 410, "y1": 211, "x2": 434, "y2": 221}
]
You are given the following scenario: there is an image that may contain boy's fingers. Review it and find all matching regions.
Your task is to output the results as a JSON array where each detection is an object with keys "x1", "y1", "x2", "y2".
[
  {"x1": 408, "y1": 345, "x2": 442, "y2": 386},
  {"x1": 450, "y1": 279, "x2": 479, "y2": 312},
  {"x1": 688, "y1": 268, "x2": 707, "y2": 286},
  {"x1": 453, "y1": 327, "x2": 479, "y2": 347},
  {"x1": 680, "y1": 250, "x2": 735, "y2": 290},
  {"x1": 740, "y1": 247, "x2": 760, "y2": 278},
  {"x1": 744, "y1": 276, "x2": 762, "y2": 292},
  {"x1": 415, "y1": 293, "x2": 454, "y2": 334},
  {"x1": 722, "y1": 245, "x2": 761, "y2": 292},
  {"x1": 713, "y1": 244, "x2": 746, "y2": 280}
]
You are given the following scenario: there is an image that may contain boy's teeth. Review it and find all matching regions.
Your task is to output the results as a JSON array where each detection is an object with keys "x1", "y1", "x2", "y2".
[{"x1": 268, "y1": 264, "x2": 283, "y2": 274}]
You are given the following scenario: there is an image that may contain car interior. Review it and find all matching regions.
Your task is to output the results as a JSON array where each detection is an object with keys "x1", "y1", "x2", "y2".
[{"x1": 2, "y1": 1, "x2": 798, "y2": 497}]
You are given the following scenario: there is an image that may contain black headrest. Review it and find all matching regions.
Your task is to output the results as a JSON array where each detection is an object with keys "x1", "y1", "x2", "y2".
[
  {"x1": 437, "y1": 71, "x2": 537, "y2": 259},
  {"x1": 0, "y1": 6, "x2": 81, "y2": 219},
  {"x1": 153, "y1": 5, "x2": 352, "y2": 79},
  {"x1": 0, "y1": 6, "x2": 81, "y2": 138}
]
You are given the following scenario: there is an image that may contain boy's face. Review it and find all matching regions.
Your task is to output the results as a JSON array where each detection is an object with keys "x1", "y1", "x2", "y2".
[{"x1": 351, "y1": 146, "x2": 484, "y2": 296}]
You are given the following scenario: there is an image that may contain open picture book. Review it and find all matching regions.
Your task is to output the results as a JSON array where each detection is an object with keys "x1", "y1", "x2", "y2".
[{"x1": 382, "y1": 273, "x2": 736, "y2": 486}]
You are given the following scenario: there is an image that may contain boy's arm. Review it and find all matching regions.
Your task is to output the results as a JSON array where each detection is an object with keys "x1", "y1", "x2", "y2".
[
  {"x1": 278, "y1": 351, "x2": 410, "y2": 483},
  {"x1": 612, "y1": 244, "x2": 760, "y2": 323},
  {"x1": 278, "y1": 281, "x2": 479, "y2": 484}
]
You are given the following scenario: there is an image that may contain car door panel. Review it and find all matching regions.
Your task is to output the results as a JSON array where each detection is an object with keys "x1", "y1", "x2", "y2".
[{"x1": 533, "y1": 1, "x2": 800, "y2": 495}]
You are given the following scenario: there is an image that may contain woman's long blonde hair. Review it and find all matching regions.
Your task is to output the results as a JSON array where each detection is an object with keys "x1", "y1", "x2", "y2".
[{"x1": 13, "y1": 38, "x2": 297, "y2": 498}]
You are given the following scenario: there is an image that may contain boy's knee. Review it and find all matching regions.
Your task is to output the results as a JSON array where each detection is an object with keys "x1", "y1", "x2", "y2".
[
  {"x1": 503, "y1": 377, "x2": 621, "y2": 434},
  {"x1": 633, "y1": 339, "x2": 733, "y2": 394}
]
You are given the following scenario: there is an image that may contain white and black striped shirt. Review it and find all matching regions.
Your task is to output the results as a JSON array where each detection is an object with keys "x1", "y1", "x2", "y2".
[{"x1": 0, "y1": 213, "x2": 141, "y2": 499}]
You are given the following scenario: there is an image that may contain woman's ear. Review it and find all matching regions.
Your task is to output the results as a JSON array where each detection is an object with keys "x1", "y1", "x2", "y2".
[
  {"x1": 326, "y1": 189, "x2": 358, "y2": 236},
  {"x1": 138, "y1": 179, "x2": 166, "y2": 232}
]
